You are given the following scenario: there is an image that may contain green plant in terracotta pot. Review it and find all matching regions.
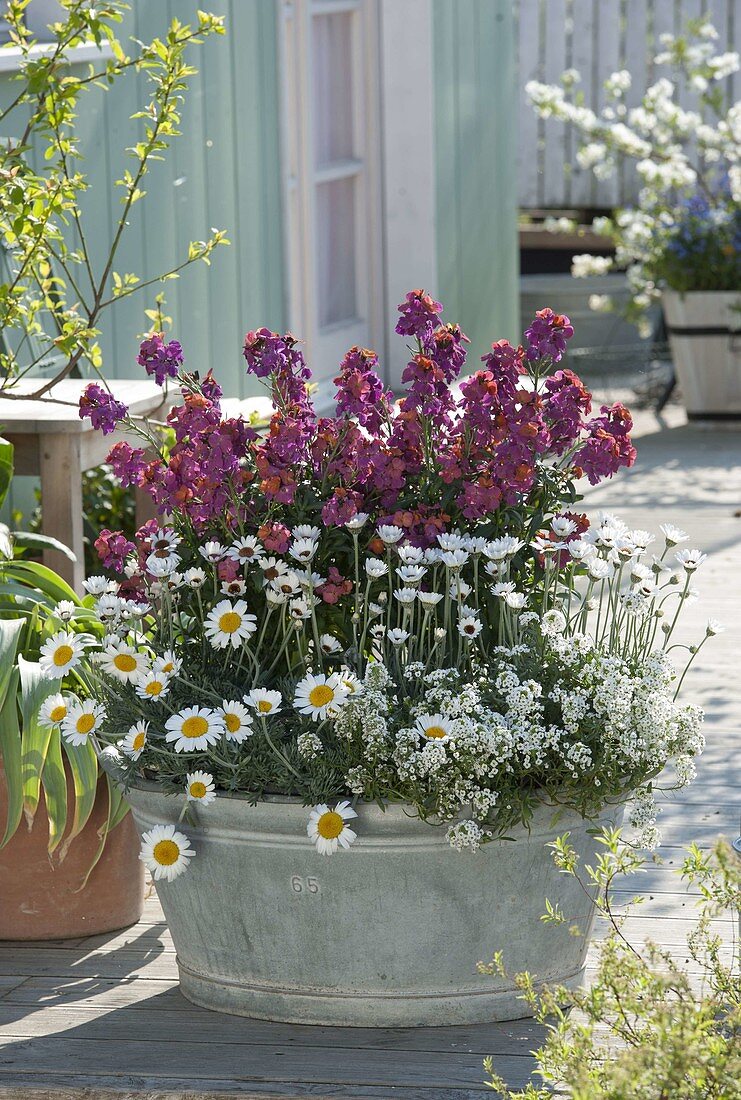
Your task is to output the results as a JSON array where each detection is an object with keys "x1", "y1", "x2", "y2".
[{"x1": 0, "y1": 436, "x2": 143, "y2": 940}]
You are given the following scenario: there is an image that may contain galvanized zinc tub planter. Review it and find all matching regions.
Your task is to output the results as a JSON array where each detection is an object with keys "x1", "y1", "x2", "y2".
[{"x1": 114, "y1": 771, "x2": 622, "y2": 1027}]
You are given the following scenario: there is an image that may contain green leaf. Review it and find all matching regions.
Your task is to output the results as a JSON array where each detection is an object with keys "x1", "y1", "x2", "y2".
[
  {"x1": 59, "y1": 737, "x2": 99, "y2": 857},
  {"x1": 0, "y1": 437, "x2": 13, "y2": 512},
  {"x1": 40, "y1": 726, "x2": 67, "y2": 854},
  {"x1": 6, "y1": 560, "x2": 81, "y2": 604},
  {"x1": 0, "y1": 668, "x2": 23, "y2": 848},
  {"x1": 0, "y1": 619, "x2": 23, "y2": 707},
  {"x1": 18, "y1": 657, "x2": 59, "y2": 827},
  {"x1": 12, "y1": 531, "x2": 77, "y2": 561},
  {"x1": 76, "y1": 775, "x2": 130, "y2": 891}
]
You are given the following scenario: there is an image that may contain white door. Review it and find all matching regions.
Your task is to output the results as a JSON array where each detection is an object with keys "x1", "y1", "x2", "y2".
[{"x1": 278, "y1": 0, "x2": 383, "y2": 408}]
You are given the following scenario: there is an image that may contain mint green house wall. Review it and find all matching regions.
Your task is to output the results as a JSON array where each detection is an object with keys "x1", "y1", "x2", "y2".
[{"x1": 433, "y1": 0, "x2": 520, "y2": 351}]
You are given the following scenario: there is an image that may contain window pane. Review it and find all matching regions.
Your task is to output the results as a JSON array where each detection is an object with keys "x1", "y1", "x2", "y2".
[
  {"x1": 312, "y1": 12, "x2": 354, "y2": 167},
  {"x1": 316, "y1": 177, "x2": 357, "y2": 328}
]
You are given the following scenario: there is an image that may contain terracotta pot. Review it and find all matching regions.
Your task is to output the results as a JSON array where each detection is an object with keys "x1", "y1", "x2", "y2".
[
  {"x1": 663, "y1": 290, "x2": 741, "y2": 425},
  {"x1": 0, "y1": 765, "x2": 145, "y2": 940}
]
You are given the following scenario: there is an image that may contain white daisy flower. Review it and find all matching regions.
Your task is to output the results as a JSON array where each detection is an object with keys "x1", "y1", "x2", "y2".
[
  {"x1": 289, "y1": 597, "x2": 312, "y2": 620},
  {"x1": 186, "y1": 771, "x2": 217, "y2": 806},
  {"x1": 440, "y1": 548, "x2": 469, "y2": 570},
  {"x1": 415, "y1": 714, "x2": 454, "y2": 742},
  {"x1": 386, "y1": 628, "x2": 409, "y2": 646},
  {"x1": 150, "y1": 527, "x2": 180, "y2": 553},
  {"x1": 39, "y1": 693, "x2": 69, "y2": 728},
  {"x1": 95, "y1": 593, "x2": 125, "y2": 624},
  {"x1": 418, "y1": 590, "x2": 443, "y2": 607},
  {"x1": 294, "y1": 673, "x2": 349, "y2": 721},
  {"x1": 458, "y1": 616, "x2": 483, "y2": 639},
  {"x1": 221, "y1": 578, "x2": 247, "y2": 597},
  {"x1": 503, "y1": 592, "x2": 528, "y2": 610},
  {"x1": 154, "y1": 650, "x2": 182, "y2": 678},
  {"x1": 568, "y1": 539, "x2": 596, "y2": 561},
  {"x1": 204, "y1": 600, "x2": 258, "y2": 649},
  {"x1": 136, "y1": 669, "x2": 171, "y2": 701},
  {"x1": 146, "y1": 551, "x2": 181, "y2": 577},
  {"x1": 139, "y1": 824, "x2": 194, "y2": 881},
  {"x1": 53, "y1": 600, "x2": 77, "y2": 623},
  {"x1": 271, "y1": 571, "x2": 303, "y2": 599},
  {"x1": 199, "y1": 541, "x2": 226, "y2": 563},
  {"x1": 631, "y1": 529, "x2": 654, "y2": 550},
  {"x1": 39, "y1": 631, "x2": 86, "y2": 678},
  {"x1": 307, "y1": 801, "x2": 358, "y2": 855},
  {"x1": 226, "y1": 536, "x2": 264, "y2": 564},
  {"x1": 297, "y1": 568, "x2": 326, "y2": 591},
  {"x1": 706, "y1": 619, "x2": 725, "y2": 636},
  {"x1": 437, "y1": 532, "x2": 467, "y2": 551},
  {"x1": 397, "y1": 544, "x2": 425, "y2": 564},
  {"x1": 99, "y1": 639, "x2": 148, "y2": 684},
  {"x1": 344, "y1": 512, "x2": 369, "y2": 531},
  {"x1": 265, "y1": 587, "x2": 287, "y2": 606},
  {"x1": 449, "y1": 580, "x2": 472, "y2": 600},
  {"x1": 550, "y1": 516, "x2": 578, "y2": 537},
  {"x1": 184, "y1": 567, "x2": 207, "y2": 589},
  {"x1": 365, "y1": 558, "x2": 388, "y2": 579},
  {"x1": 83, "y1": 575, "x2": 116, "y2": 596},
  {"x1": 377, "y1": 524, "x2": 404, "y2": 545},
  {"x1": 165, "y1": 707, "x2": 224, "y2": 752},
  {"x1": 660, "y1": 523, "x2": 689, "y2": 546},
  {"x1": 338, "y1": 669, "x2": 362, "y2": 696},
  {"x1": 319, "y1": 634, "x2": 342, "y2": 656},
  {"x1": 587, "y1": 559, "x2": 613, "y2": 581},
  {"x1": 394, "y1": 587, "x2": 417, "y2": 605},
  {"x1": 213, "y1": 700, "x2": 252, "y2": 744},
  {"x1": 396, "y1": 564, "x2": 427, "y2": 585},
  {"x1": 245, "y1": 689, "x2": 282, "y2": 716},
  {"x1": 484, "y1": 560, "x2": 502, "y2": 577},
  {"x1": 675, "y1": 548, "x2": 707, "y2": 572},
  {"x1": 491, "y1": 581, "x2": 516, "y2": 597},
  {"x1": 120, "y1": 721, "x2": 149, "y2": 760},
  {"x1": 61, "y1": 699, "x2": 105, "y2": 746},
  {"x1": 260, "y1": 557, "x2": 289, "y2": 585},
  {"x1": 531, "y1": 535, "x2": 557, "y2": 555},
  {"x1": 292, "y1": 524, "x2": 321, "y2": 542},
  {"x1": 289, "y1": 538, "x2": 318, "y2": 564}
]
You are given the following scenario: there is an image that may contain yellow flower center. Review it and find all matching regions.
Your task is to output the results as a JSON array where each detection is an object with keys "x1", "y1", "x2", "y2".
[
  {"x1": 317, "y1": 810, "x2": 344, "y2": 840},
  {"x1": 50, "y1": 704, "x2": 67, "y2": 723},
  {"x1": 308, "y1": 684, "x2": 334, "y2": 708},
  {"x1": 132, "y1": 731, "x2": 146, "y2": 751},
  {"x1": 425, "y1": 725, "x2": 447, "y2": 739},
  {"x1": 181, "y1": 715, "x2": 209, "y2": 739},
  {"x1": 53, "y1": 644, "x2": 74, "y2": 667},
  {"x1": 145, "y1": 680, "x2": 164, "y2": 697},
  {"x1": 76, "y1": 712, "x2": 96, "y2": 735},
  {"x1": 257, "y1": 699, "x2": 273, "y2": 713},
  {"x1": 161, "y1": 661, "x2": 174, "y2": 673},
  {"x1": 190, "y1": 781, "x2": 208, "y2": 799},
  {"x1": 224, "y1": 712, "x2": 241, "y2": 733},
  {"x1": 114, "y1": 653, "x2": 138, "y2": 673},
  {"x1": 152, "y1": 839, "x2": 180, "y2": 866},
  {"x1": 218, "y1": 611, "x2": 242, "y2": 634}
]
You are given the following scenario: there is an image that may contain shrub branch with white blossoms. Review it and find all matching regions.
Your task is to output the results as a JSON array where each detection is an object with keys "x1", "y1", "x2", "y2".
[
  {"x1": 527, "y1": 17, "x2": 740, "y2": 331},
  {"x1": 36, "y1": 297, "x2": 717, "y2": 878}
]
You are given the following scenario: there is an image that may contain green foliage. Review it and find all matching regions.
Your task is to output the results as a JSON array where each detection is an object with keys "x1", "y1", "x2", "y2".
[
  {"x1": 0, "y1": 0, "x2": 227, "y2": 398},
  {"x1": 483, "y1": 833, "x2": 741, "y2": 1099}
]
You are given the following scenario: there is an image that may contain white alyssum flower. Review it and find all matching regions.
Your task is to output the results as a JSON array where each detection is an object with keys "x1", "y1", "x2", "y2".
[
  {"x1": 186, "y1": 771, "x2": 217, "y2": 806},
  {"x1": 446, "y1": 820, "x2": 490, "y2": 852},
  {"x1": 541, "y1": 609, "x2": 567, "y2": 636},
  {"x1": 165, "y1": 707, "x2": 224, "y2": 752},
  {"x1": 204, "y1": 600, "x2": 258, "y2": 649},
  {"x1": 307, "y1": 801, "x2": 358, "y2": 855},
  {"x1": 139, "y1": 824, "x2": 195, "y2": 881},
  {"x1": 571, "y1": 253, "x2": 613, "y2": 277},
  {"x1": 39, "y1": 631, "x2": 86, "y2": 678}
]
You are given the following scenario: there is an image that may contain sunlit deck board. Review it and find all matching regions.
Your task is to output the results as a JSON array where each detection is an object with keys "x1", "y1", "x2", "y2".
[{"x1": 0, "y1": 408, "x2": 738, "y2": 1097}]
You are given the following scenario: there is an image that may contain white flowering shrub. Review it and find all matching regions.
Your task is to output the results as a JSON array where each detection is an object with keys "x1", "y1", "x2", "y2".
[{"x1": 527, "y1": 17, "x2": 740, "y2": 331}]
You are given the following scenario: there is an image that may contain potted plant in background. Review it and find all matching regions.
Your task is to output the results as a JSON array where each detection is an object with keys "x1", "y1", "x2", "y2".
[
  {"x1": 0, "y1": 437, "x2": 143, "y2": 940},
  {"x1": 527, "y1": 16, "x2": 741, "y2": 424},
  {"x1": 51, "y1": 297, "x2": 712, "y2": 1025}
]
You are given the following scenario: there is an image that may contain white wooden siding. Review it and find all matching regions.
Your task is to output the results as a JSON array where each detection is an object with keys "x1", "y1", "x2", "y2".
[{"x1": 517, "y1": 0, "x2": 740, "y2": 210}]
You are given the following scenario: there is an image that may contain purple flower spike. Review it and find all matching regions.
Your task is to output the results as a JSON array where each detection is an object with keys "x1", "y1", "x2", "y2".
[
  {"x1": 395, "y1": 289, "x2": 443, "y2": 339},
  {"x1": 79, "y1": 383, "x2": 128, "y2": 435},
  {"x1": 137, "y1": 333, "x2": 184, "y2": 386},
  {"x1": 524, "y1": 308, "x2": 574, "y2": 363}
]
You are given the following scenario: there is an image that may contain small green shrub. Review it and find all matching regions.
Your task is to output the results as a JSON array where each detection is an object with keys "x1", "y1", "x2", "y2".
[{"x1": 482, "y1": 833, "x2": 740, "y2": 1099}]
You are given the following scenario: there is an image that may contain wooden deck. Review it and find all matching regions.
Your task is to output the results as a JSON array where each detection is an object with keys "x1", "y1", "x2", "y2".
[{"x1": 1, "y1": 406, "x2": 739, "y2": 1098}]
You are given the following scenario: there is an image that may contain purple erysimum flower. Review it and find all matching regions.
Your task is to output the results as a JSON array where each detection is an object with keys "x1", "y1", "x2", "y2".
[
  {"x1": 79, "y1": 383, "x2": 128, "y2": 435},
  {"x1": 395, "y1": 289, "x2": 443, "y2": 339},
  {"x1": 137, "y1": 333, "x2": 184, "y2": 386},
  {"x1": 107, "y1": 441, "x2": 148, "y2": 487},
  {"x1": 574, "y1": 403, "x2": 636, "y2": 484},
  {"x1": 94, "y1": 528, "x2": 135, "y2": 573},
  {"x1": 334, "y1": 346, "x2": 392, "y2": 432},
  {"x1": 524, "y1": 308, "x2": 574, "y2": 363}
]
